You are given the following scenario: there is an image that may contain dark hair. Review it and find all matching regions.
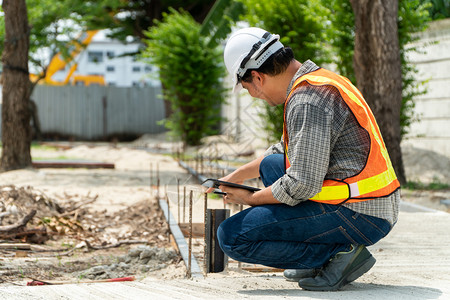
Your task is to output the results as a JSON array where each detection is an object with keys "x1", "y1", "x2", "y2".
[{"x1": 241, "y1": 47, "x2": 295, "y2": 83}]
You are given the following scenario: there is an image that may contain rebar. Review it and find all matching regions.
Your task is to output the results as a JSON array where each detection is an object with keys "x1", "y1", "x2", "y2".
[
  {"x1": 166, "y1": 190, "x2": 170, "y2": 239},
  {"x1": 177, "y1": 178, "x2": 180, "y2": 224},
  {"x1": 238, "y1": 204, "x2": 243, "y2": 271},
  {"x1": 183, "y1": 186, "x2": 186, "y2": 223},
  {"x1": 203, "y1": 192, "x2": 208, "y2": 275},
  {"x1": 157, "y1": 163, "x2": 160, "y2": 199},
  {"x1": 188, "y1": 190, "x2": 193, "y2": 278},
  {"x1": 150, "y1": 162, "x2": 153, "y2": 188}
]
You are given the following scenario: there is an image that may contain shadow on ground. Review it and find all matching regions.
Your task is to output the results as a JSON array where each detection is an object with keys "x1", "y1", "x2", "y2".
[{"x1": 237, "y1": 282, "x2": 442, "y2": 299}]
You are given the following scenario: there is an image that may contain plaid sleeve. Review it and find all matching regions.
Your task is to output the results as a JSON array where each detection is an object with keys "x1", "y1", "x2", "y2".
[
  {"x1": 271, "y1": 95, "x2": 333, "y2": 206},
  {"x1": 264, "y1": 140, "x2": 284, "y2": 157}
]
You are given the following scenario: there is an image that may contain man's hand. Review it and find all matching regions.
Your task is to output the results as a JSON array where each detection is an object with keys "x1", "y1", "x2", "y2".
[
  {"x1": 222, "y1": 186, "x2": 280, "y2": 206},
  {"x1": 205, "y1": 173, "x2": 244, "y2": 194},
  {"x1": 219, "y1": 185, "x2": 254, "y2": 206},
  {"x1": 205, "y1": 155, "x2": 264, "y2": 194}
]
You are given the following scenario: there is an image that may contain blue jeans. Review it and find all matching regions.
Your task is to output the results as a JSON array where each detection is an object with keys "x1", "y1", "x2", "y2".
[{"x1": 217, "y1": 154, "x2": 392, "y2": 269}]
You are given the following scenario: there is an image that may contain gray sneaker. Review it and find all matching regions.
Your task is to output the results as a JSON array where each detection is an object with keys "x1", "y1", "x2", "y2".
[
  {"x1": 298, "y1": 245, "x2": 376, "y2": 291},
  {"x1": 283, "y1": 269, "x2": 318, "y2": 281}
]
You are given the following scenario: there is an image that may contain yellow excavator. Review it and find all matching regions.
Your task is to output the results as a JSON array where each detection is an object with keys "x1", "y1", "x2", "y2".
[{"x1": 30, "y1": 30, "x2": 105, "y2": 86}]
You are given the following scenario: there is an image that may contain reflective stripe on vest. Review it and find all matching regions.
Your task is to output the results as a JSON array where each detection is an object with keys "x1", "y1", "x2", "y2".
[{"x1": 283, "y1": 68, "x2": 400, "y2": 204}]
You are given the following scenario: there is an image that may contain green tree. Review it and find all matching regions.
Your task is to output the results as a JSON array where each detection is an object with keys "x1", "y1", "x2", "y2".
[
  {"x1": 350, "y1": 0, "x2": 406, "y2": 185},
  {"x1": 142, "y1": 8, "x2": 226, "y2": 146},
  {"x1": 240, "y1": 0, "x2": 332, "y2": 144},
  {"x1": 329, "y1": 0, "x2": 431, "y2": 138},
  {"x1": 81, "y1": 0, "x2": 217, "y2": 41},
  {"x1": 200, "y1": 0, "x2": 244, "y2": 48},
  {"x1": 428, "y1": 0, "x2": 450, "y2": 19},
  {"x1": 328, "y1": 0, "x2": 355, "y2": 84}
]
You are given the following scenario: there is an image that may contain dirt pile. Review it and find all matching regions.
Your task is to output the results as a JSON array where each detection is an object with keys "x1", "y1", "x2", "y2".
[
  {"x1": 0, "y1": 185, "x2": 170, "y2": 247},
  {"x1": 0, "y1": 185, "x2": 64, "y2": 224},
  {"x1": 0, "y1": 184, "x2": 182, "y2": 285}
]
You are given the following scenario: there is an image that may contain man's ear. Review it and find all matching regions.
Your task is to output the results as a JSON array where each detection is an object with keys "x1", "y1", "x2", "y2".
[{"x1": 251, "y1": 70, "x2": 265, "y2": 86}]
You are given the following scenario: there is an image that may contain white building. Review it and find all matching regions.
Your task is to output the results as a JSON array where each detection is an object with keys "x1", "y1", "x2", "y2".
[{"x1": 52, "y1": 30, "x2": 160, "y2": 87}]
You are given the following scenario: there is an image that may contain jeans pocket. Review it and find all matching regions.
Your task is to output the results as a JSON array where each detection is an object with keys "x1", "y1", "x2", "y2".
[
  {"x1": 348, "y1": 214, "x2": 391, "y2": 245},
  {"x1": 358, "y1": 214, "x2": 391, "y2": 237},
  {"x1": 338, "y1": 210, "x2": 392, "y2": 245},
  {"x1": 304, "y1": 226, "x2": 357, "y2": 245}
]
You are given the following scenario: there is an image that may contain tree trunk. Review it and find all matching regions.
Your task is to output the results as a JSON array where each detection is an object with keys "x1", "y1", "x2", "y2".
[
  {"x1": 1, "y1": 0, "x2": 32, "y2": 171},
  {"x1": 350, "y1": 0, "x2": 406, "y2": 185}
]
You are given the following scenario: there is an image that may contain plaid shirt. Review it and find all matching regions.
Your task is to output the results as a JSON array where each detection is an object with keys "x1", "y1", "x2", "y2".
[{"x1": 265, "y1": 60, "x2": 399, "y2": 225}]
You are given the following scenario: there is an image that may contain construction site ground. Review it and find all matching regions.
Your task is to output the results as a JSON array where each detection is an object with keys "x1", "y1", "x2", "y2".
[{"x1": 0, "y1": 135, "x2": 449, "y2": 299}]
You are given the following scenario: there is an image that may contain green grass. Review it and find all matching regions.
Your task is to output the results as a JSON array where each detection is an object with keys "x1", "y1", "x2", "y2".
[
  {"x1": 403, "y1": 179, "x2": 450, "y2": 190},
  {"x1": 31, "y1": 142, "x2": 59, "y2": 151},
  {"x1": 0, "y1": 142, "x2": 61, "y2": 151},
  {"x1": 0, "y1": 142, "x2": 59, "y2": 151},
  {"x1": 32, "y1": 156, "x2": 72, "y2": 161}
]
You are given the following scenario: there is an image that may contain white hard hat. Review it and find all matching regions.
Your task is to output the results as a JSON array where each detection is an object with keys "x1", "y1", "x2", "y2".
[{"x1": 224, "y1": 27, "x2": 284, "y2": 92}]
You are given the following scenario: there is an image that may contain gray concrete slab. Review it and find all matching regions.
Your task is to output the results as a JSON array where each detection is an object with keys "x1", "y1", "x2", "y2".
[{"x1": 1, "y1": 209, "x2": 449, "y2": 299}]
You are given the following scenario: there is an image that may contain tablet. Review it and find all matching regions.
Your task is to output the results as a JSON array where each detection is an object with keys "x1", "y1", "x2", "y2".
[{"x1": 201, "y1": 178, "x2": 261, "y2": 193}]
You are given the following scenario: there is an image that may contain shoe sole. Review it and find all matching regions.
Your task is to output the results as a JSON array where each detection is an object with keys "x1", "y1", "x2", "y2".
[
  {"x1": 284, "y1": 277, "x2": 300, "y2": 282},
  {"x1": 284, "y1": 270, "x2": 318, "y2": 282},
  {"x1": 299, "y1": 255, "x2": 376, "y2": 291}
]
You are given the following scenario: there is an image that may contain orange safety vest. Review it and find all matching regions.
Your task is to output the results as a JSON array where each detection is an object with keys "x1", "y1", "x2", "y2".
[{"x1": 283, "y1": 68, "x2": 400, "y2": 205}]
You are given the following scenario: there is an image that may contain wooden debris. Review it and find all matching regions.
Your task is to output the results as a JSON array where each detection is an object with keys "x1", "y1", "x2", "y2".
[
  {"x1": 51, "y1": 241, "x2": 87, "y2": 257},
  {"x1": 0, "y1": 210, "x2": 36, "y2": 234},
  {"x1": 0, "y1": 184, "x2": 171, "y2": 264},
  {"x1": 179, "y1": 223, "x2": 205, "y2": 238},
  {"x1": 2, "y1": 227, "x2": 48, "y2": 244},
  {"x1": 27, "y1": 276, "x2": 135, "y2": 286},
  {"x1": 58, "y1": 196, "x2": 98, "y2": 218},
  {"x1": 32, "y1": 160, "x2": 115, "y2": 169},
  {"x1": 15, "y1": 251, "x2": 29, "y2": 258},
  {"x1": 241, "y1": 266, "x2": 284, "y2": 273},
  {"x1": 84, "y1": 239, "x2": 149, "y2": 251},
  {"x1": 0, "y1": 210, "x2": 48, "y2": 244},
  {"x1": 0, "y1": 243, "x2": 31, "y2": 250},
  {"x1": 43, "y1": 216, "x2": 83, "y2": 235}
]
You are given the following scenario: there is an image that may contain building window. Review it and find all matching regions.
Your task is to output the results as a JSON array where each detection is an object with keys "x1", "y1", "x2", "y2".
[
  {"x1": 144, "y1": 66, "x2": 152, "y2": 72},
  {"x1": 106, "y1": 51, "x2": 115, "y2": 59},
  {"x1": 132, "y1": 66, "x2": 141, "y2": 72},
  {"x1": 106, "y1": 66, "x2": 115, "y2": 72},
  {"x1": 88, "y1": 51, "x2": 103, "y2": 63}
]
